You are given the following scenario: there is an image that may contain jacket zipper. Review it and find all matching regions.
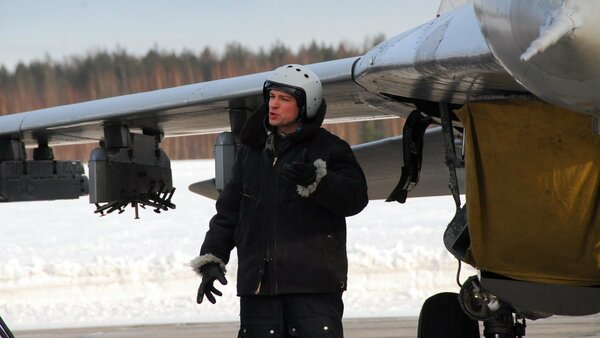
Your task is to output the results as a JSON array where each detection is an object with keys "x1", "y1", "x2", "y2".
[
  {"x1": 267, "y1": 143, "x2": 298, "y2": 294},
  {"x1": 272, "y1": 165, "x2": 278, "y2": 294}
]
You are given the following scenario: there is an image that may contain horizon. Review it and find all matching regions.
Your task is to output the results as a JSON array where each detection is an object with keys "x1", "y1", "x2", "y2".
[
  {"x1": 0, "y1": 36, "x2": 384, "y2": 73},
  {"x1": 0, "y1": 1, "x2": 440, "y2": 72}
]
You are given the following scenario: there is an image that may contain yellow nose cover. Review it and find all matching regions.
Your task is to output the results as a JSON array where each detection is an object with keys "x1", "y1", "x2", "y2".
[{"x1": 457, "y1": 100, "x2": 600, "y2": 286}]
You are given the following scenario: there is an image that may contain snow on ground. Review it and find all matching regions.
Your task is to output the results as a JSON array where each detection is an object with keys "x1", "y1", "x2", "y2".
[{"x1": 0, "y1": 160, "x2": 474, "y2": 330}]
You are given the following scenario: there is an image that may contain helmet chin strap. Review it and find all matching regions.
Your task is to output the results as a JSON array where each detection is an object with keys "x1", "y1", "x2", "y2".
[{"x1": 263, "y1": 115, "x2": 273, "y2": 136}]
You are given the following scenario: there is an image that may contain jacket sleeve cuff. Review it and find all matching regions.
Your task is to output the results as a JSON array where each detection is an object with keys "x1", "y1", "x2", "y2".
[
  {"x1": 296, "y1": 159, "x2": 327, "y2": 198},
  {"x1": 190, "y1": 253, "x2": 227, "y2": 276}
]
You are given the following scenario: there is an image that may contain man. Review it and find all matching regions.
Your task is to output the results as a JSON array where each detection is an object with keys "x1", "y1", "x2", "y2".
[{"x1": 191, "y1": 64, "x2": 368, "y2": 338}]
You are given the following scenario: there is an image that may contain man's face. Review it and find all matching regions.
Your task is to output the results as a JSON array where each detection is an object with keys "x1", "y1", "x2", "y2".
[{"x1": 268, "y1": 89, "x2": 302, "y2": 133}]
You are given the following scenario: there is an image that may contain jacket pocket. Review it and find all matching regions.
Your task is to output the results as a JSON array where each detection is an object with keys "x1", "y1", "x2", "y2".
[
  {"x1": 241, "y1": 185, "x2": 260, "y2": 209},
  {"x1": 235, "y1": 185, "x2": 260, "y2": 245}
]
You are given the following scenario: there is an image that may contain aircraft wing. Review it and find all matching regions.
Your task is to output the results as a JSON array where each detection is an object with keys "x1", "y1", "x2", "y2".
[
  {"x1": 0, "y1": 4, "x2": 532, "y2": 147},
  {"x1": 0, "y1": 57, "x2": 393, "y2": 147},
  {"x1": 1, "y1": 1, "x2": 597, "y2": 204},
  {"x1": 0, "y1": 3, "x2": 524, "y2": 203}
]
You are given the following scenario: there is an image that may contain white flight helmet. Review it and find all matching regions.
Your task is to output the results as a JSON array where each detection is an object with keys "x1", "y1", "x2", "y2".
[{"x1": 263, "y1": 64, "x2": 323, "y2": 120}]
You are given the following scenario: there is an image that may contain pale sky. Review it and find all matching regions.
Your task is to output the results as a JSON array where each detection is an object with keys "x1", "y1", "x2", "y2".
[{"x1": 0, "y1": 1, "x2": 441, "y2": 71}]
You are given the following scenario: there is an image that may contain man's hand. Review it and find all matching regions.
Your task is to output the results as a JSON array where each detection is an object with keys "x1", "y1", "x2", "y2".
[
  {"x1": 282, "y1": 149, "x2": 316, "y2": 186},
  {"x1": 197, "y1": 264, "x2": 228, "y2": 304}
]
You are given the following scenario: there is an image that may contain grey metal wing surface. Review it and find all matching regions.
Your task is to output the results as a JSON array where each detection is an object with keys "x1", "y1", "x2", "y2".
[
  {"x1": 185, "y1": 4, "x2": 526, "y2": 200},
  {"x1": 0, "y1": 3, "x2": 529, "y2": 201},
  {"x1": 0, "y1": 57, "x2": 396, "y2": 147},
  {"x1": 0, "y1": 5, "x2": 529, "y2": 143}
]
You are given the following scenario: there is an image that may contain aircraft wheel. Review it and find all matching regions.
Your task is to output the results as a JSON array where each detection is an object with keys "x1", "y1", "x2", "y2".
[{"x1": 417, "y1": 292, "x2": 480, "y2": 338}]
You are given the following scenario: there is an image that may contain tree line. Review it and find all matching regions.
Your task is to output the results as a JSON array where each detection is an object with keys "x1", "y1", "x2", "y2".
[{"x1": 0, "y1": 37, "x2": 404, "y2": 160}]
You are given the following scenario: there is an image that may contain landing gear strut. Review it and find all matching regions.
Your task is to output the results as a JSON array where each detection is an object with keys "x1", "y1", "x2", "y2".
[
  {"x1": 458, "y1": 275, "x2": 527, "y2": 338},
  {"x1": 483, "y1": 313, "x2": 526, "y2": 338}
]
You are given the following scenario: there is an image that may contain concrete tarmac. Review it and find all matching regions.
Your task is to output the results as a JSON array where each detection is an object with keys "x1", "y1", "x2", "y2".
[{"x1": 13, "y1": 315, "x2": 600, "y2": 338}]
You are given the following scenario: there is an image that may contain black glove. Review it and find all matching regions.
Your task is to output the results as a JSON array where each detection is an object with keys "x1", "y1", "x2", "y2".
[
  {"x1": 196, "y1": 264, "x2": 228, "y2": 304},
  {"x1": 282, "y1": 149, "x2": 316, "y2": 186}
]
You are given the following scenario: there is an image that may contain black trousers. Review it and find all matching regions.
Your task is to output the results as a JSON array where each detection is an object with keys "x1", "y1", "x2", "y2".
[{"x1": 238, "y1": 293, "x2": 344, "y2": 338}]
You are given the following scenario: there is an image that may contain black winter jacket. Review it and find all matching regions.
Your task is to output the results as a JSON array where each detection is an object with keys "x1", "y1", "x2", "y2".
[{"x1": 192, "y1": 100, "x2": 368, "y2": 296}]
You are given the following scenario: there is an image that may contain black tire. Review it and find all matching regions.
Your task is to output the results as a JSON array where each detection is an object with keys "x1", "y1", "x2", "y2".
[{"x1": 418, "y1": 292, "x2": 480, "y2": 338}]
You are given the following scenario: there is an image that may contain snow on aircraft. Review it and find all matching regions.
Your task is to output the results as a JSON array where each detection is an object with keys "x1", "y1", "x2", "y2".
[{"x1": 0, "y1": 0, "x2": 599, "y2": 337}]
